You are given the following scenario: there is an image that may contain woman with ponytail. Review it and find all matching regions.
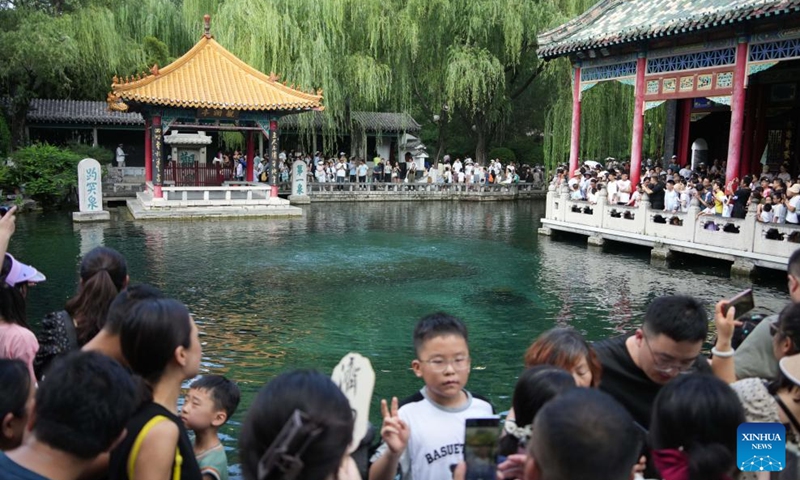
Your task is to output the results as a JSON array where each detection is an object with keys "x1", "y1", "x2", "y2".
[
  {"x1": 109, "y1": 297, "x2": 202, "y2": 480},
  {"x1": 649, "y1": 375, "x2": 744, "y2": 480},
  {"x1": 34, "y1": 246, "x2": 127, "y2": 379}
]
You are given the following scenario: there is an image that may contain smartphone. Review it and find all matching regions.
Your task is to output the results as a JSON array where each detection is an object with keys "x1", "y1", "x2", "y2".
[
  {"x1": 0, "y1": 206, "x2": 9, "y2": 216},
  {"x1": 723, "y1": 288, "x2": 755, "y2": 319},
  {"x1": 464, "y1": 418, "x2": 499, "y2": 480}
]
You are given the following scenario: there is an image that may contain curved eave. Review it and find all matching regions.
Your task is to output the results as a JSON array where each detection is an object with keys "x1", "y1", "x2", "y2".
[
  {"x1": 538, "y1": 4, "x2": 800, "y2": 60},
  {"x1": 115, "y1": 95, "x2": 322, "y2": 112}
]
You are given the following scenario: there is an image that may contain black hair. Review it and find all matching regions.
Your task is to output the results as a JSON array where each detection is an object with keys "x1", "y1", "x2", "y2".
[
  {"x1": 0, "y1": 358, "x2": 31, "y2": 428},
  {"x1": 33, "y1": 351, "x2": 137, "y2": 459},
  {"x1": 650, "y1": 375, "x2": 743, "y2": 480},
  {"x1": 498, "y1": 366, "x2": 575, "y2": 456},
  {"x1": 643, "y1": 295, "x2": 708, "y2": 342},
  {"x1": 776, "y1": 302, "x2": 800, "y2": 355},
  {"x1": 789, "y1": 248, "x2": 800, "y2": 280},
  {"x1": 65, "y1": 247, "x2": 128, "y2": 344},
  {"x1": 191, "y1": 375, "x2": 241, "y2": 421},
  {"x1": 119, "y1": 298, "x2": 192, "y2": 384},
  {"x1": 0, "y1": 256, "x2": 29, "y2": 329},
  {"x1": 413, "y1": 312, "x2": 468, "y2": 356},
  {"x1": 104, "y1": 284, "x2": 164, "y2": 335},
  {"x1": 764, "y1": 203, "x2": 773, "y2": 213},
  {"x1": 530, "y1": 388, "x2": 642, "y2": 480},
  {"x1": 239, "y1": 370, "x2": 353, "y2": 480}
]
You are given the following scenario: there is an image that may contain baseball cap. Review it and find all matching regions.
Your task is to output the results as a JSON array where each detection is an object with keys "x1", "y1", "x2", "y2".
[{"x1": 4, "y1": 254, "x2": 46, "y2": 286}]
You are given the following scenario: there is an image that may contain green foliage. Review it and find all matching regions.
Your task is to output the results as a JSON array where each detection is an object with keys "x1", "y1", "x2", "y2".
[
  {"x1": 218, "y1": 132, "x2": 245, "y2": 152},
  {"x1": 488, "y1": 147, "x2": 516, "y2": 164},
  {"x1": 143, "y1": 35, "x2": 170, "y2": 69},
  {"x1": 10, "y1": 144, "x2": 83, "y2": 206},
  {"x1": 65, "y1": 142, "x2": 113, "y2": 164},
  {"x1": 507, "y1": 137, "x2": 543, "y2": 165},
  {"x1": 0, "y1": 116, "x2": 11, "y2": 158}
]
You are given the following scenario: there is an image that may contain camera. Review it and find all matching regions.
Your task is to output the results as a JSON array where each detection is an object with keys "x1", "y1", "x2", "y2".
[{"x1": 0, "y1": 206, "x2": 10, "y2": 216}]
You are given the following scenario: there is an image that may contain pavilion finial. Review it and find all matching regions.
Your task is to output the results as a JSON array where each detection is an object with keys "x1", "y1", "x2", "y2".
[{"x1": 203, "y1": 14, "x2": 211, "y2": 38}]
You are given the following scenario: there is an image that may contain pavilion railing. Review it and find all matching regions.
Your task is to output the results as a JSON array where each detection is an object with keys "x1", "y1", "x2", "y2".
[{"x1": 164, "y1": 162, "x2": 235, "y2": 187}]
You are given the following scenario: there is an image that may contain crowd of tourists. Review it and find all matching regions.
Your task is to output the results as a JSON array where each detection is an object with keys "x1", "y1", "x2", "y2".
[
  {"x1": 207, "y1": 149, "x2": 546, "y2": 188},
  {"x1": 552, "y1": 156, "x2": 800, "y2": 224},
  {"x1": 2, "y1": 200, "x2": 800, "y2": 479}
]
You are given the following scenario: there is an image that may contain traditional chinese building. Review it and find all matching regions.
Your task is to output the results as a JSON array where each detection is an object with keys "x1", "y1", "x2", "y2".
[
  {"x1": 538, "y1": 0, "x2": 800, "y2": 186},
  {"x1": 107, "y1": 15, "x2": 323, "y2": 198}
]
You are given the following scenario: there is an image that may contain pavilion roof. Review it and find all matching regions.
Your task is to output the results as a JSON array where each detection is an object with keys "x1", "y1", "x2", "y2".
[
  {"x1": 109, "y1": 20, "x2": 323, "y2": 112},
  {"x1": 538, "y1": 0, "x2": 800, "y2": 60}
]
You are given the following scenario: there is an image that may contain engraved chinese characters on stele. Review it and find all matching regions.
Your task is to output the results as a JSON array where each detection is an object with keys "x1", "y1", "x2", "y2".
[
  {"x1": 331, "y1": 353, "x2": 375, "y2": 454},
  {"x1": 291, "y1": 160, "x2": 307, "y2": 197},
  {"x1": 77, "y1": 158, "x2": 103, "y2": 212}
]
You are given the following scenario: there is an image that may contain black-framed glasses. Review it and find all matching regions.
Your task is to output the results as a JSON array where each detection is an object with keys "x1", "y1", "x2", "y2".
[{"x1": 642, "y1": 336, "x2": 695, "y2": 375}]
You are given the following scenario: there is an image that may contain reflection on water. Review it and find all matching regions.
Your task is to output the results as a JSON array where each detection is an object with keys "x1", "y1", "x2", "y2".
[{"x1": 12, "y1": 201, "x2": 789, "y2": 471}]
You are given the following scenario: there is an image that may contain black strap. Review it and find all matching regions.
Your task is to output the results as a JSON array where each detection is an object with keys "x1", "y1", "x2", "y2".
[
  {"x1": 59, "y1": 310, "x2": 79, "y2": 350},
  {"x1": 775, "y1": 394, "x2": 800, "y2": 436}
]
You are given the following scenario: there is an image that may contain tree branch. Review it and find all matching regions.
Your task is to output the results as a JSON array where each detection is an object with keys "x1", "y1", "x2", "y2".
[
  {"x1": 510, "y1": 61, "x2": 547, "y2": 100},
  {"x1": 411, "y1": 76, "x2": 436, "y2": 122}
]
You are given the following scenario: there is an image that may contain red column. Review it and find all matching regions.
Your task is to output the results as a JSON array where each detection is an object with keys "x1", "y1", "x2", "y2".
[
  {"x1": 753, "y1": 85, "x2": 768, "y2": 176},
  {"x1": 726, "y1": 38, "x2": 749, "y2": 182},
  {"x1": 144, "y1": 118, "x2": 152, "y2": 184},
  {"x1": 677, "y1": 99, "x2": 692, "y2": 167},
  {"x1": 629, "y1": 54, "x2": 647, "y2": 187},
  {"x1": 152, "y1": 115, "x2": 163, "y2": 198},
  {"x1": 246, "y1": 131, "x2": 255, "y2": 182},
  {"x1": 741, "y1": 85, "x2": 757, "y2": 177},
  {"x1": 569, "y1": 65, "x2": 582, "y2": 176}
]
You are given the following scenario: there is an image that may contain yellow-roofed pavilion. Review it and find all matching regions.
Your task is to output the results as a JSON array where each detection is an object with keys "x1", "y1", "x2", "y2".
[{"x1": 107, "y1": 15, "x2": 323, "y2": 198}]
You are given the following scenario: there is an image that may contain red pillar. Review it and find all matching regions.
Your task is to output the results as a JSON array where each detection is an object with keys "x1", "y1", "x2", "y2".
[
  {"x1": 246, "y1": 131, "x2": 255, "y2": 182},
  {"x1": 629, "y1": 54, "x2": 646, "y2": 187},
  {"x1": 677, "y1": 99, "x2": 692, "y2": 167},
  {"x1": 144, "y1": 118, "x2": 152, "y2": 184},
  {"x1": 726, "y1": 38, "x2": 749, "y2": 182},
  {"x1": 152, "y1": 115, "x2": 163, "y2": 198},
  {"x1": 569, "y1": 65, "x2": 582, "y2": 176},
  {"x1": 741, "y1": 85, "x2": 757, "y2": 177},
  {"x1": 753, "y1": 85, "x2": 768, "y2": 176}
]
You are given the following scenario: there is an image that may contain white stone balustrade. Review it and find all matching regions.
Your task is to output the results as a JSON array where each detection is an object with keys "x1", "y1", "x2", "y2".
[{"x1": 540, "y1": 183, "x2": 796, "y2": 274}]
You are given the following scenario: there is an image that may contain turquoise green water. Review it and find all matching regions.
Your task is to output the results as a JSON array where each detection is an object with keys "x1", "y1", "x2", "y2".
[{"x1": 11, "y1": 201, "x2": 789, "y2": 474}]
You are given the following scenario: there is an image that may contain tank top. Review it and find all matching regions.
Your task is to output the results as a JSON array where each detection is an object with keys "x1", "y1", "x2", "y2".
[{"x1": 109, "y1": 402, "x2": 201, "y2": 480}]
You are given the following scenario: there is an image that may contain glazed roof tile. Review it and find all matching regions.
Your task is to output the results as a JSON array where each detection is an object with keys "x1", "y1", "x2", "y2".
[
  {"x1": 538, "y1": 0, "x2": 800, "y2": 59},
  {"x1": 110, "y1": 35, "x2": 323, "y2": 111}
]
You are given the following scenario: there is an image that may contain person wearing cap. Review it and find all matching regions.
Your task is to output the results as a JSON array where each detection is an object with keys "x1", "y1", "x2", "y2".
[{"x1": 0, "y1": 253, "x2": 45, "y2": 384}]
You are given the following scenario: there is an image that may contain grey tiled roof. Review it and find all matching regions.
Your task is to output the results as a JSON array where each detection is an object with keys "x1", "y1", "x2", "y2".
[
  {"x1": 538, "y1": 0, "x2": 800, "y2": 59},
  {"x1": 26, "y1": 99, "x2": 144, "y2": 125},
  {"x1": 24, "y1": 98, "x2": 420, "y2": 133},
  {"x1": 280, "y1": 111, "x2": 421, "y2": 132}
]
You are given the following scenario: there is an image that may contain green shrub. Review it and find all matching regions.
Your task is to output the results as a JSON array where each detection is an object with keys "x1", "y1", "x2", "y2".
[
  {"x1": 11, "y1": 143, "x2": 83, "y2": 207},
  {"x1": 66, "y1": 142, "x2": 113, "y2": 164},
  {"x1": 488, "y1": 147, "x2": 516, "y2": 164}
]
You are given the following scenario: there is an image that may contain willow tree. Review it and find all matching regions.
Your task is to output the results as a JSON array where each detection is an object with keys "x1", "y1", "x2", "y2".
[{"x1": 386, "y1": 0, "x2": 558, "y2": 164}]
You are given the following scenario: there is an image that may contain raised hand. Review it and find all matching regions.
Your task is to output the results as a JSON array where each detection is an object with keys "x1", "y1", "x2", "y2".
[
  {"x1": 380, "y1": 397, "x2": 410, "y2": 455},
  {"x1": 714, "y1": 299, "x2": 742, "y2": 346}
]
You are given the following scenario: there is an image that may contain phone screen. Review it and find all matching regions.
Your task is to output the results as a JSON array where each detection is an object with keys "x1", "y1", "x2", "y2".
[
  {"x1": 724, "y1": 288, "x2": 755, "y2": 319},
  {"x1": 465, "y1": 418, "x2": 499, "y2": 480}
]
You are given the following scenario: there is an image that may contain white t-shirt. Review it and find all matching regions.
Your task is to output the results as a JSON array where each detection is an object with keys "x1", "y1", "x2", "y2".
[
  {"x1": 370, "y1": 389, "x2": 494, "y2": 480},
  {"x1": 116, "y1": 147, "x2": 126, "y2": 163},
  {"x1": 787, "y1": 196, "x2": 800, "y2": 223},
  {"x1": 773, "y1": 203, "x2": 787, "y2": 224},
  {"x1": 664, "y1": 189, "x2": 679, "y2": 211},
  {"x1": 606, "y1": 180, "x2": 618, "y2": 202}
]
